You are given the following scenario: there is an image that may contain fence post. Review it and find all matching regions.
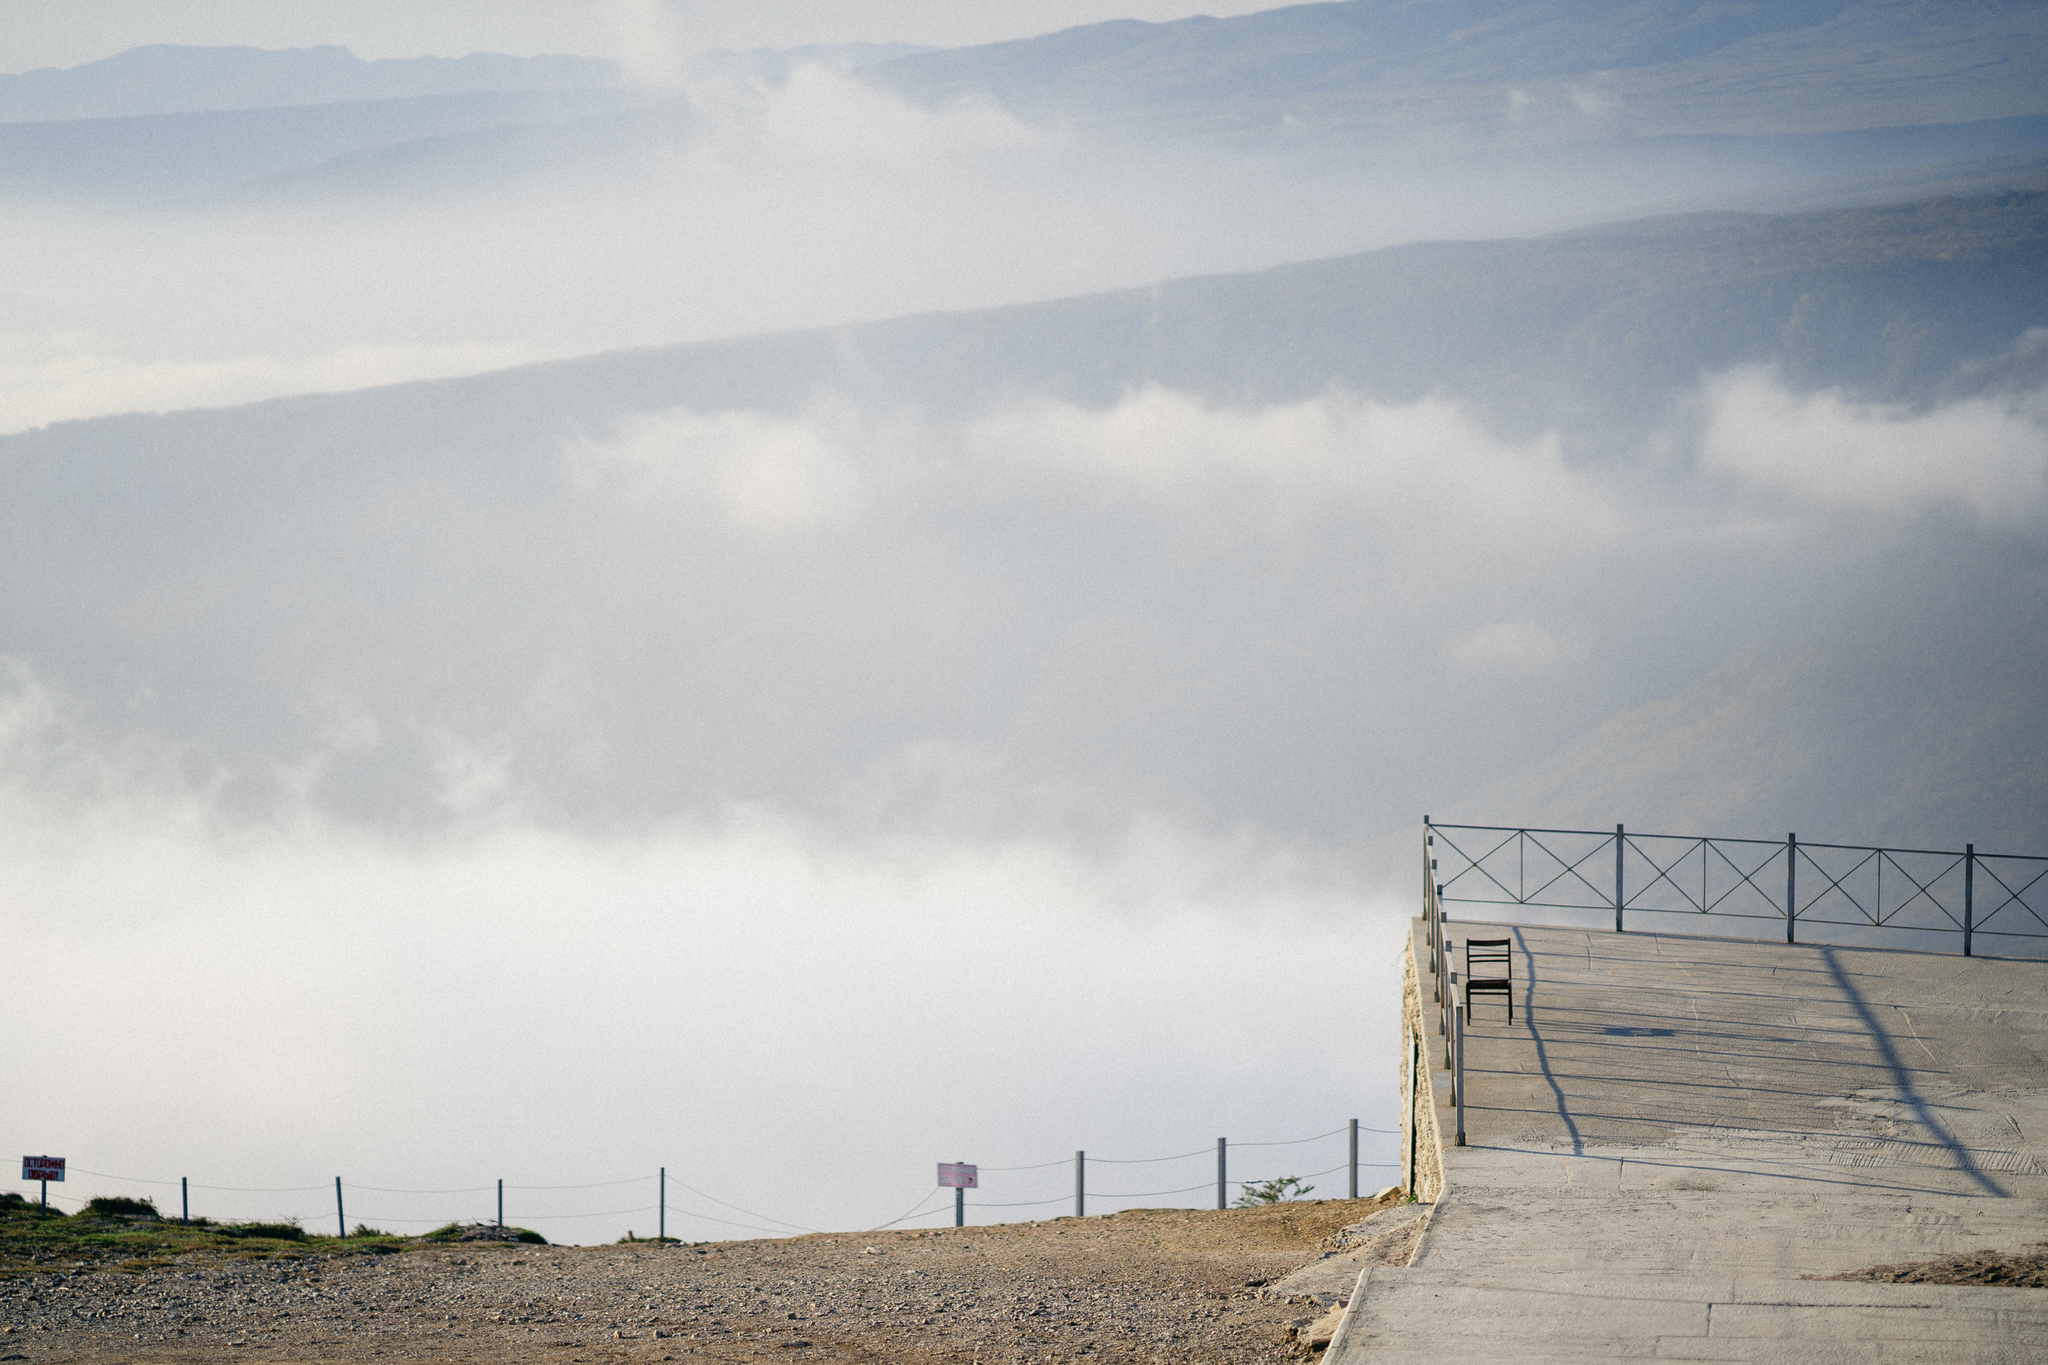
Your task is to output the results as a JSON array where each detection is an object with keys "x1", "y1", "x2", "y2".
[
  {"x1": 1454, "y1": 1003, "x2": 1466, "y2": 1147},
  {"x1": 657, "y1": 1170, "x2": 663, "y2": 1241},
  {"x1": 1215, "y1": 1138, "x2": 1226, "y2": 1210},
  {"x1": 1074, "y1": 1151, "x2": 1085, "y2": 1218},
  {"x1": 1348, "y1": 1119, "x2": 1359, "y2": 1199},
  {"x1": 1426, "y1": 818, "x2": 1441, "y2": 1003},
  {"x1": 1786, "y1": 834, "x2": 1797, "y2": 944},
  {"x1": 955, "y1": 1185, "x2": 964, "y2": 1229},
  {"x1": 1964, "y1": 845, "x2": 1975, "y2": 957},
  {"x1": 1444, "y1": 940, "x2": 1456, "y2": 1071},
  {"x1": 1614, "y1": 824, "x2": 1625, "y2": 933},
  {"x1": 181, "y1": 1177, "x2": 188, "y2": 1225},
  {"x1": 498, "y1": 1179, "x2": 504, "y2": 1229},
  {"x1": 335, "y1": 1178, "x2": 345, "y2": 1239}
]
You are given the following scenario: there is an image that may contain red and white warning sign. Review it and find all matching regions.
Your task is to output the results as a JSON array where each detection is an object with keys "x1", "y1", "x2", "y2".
[
  {"x1": 937, "y1": 1163, "x2": 978, "y2": 1188},
  {"x1": 21, "y1": 1156, "x2": 65, "y2": 1182}
]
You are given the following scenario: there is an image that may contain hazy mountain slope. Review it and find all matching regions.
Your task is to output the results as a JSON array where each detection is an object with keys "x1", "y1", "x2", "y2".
[
  {"x1": 866, "y1": 0, "x2": 2048, "y2": 138},
  {"x1": 0, "y1": 89, "x2": 656, "y2": 204},
  {"x1": 1, "y1": 191, "x2": 2038, "y2": 846},
  {"x1": 218, "y1": 188, "x2": 2037, "y2": 439},
  {"x1": 0, "y1": 44, "x2": 621, "y2": 123},
  {"x1": 1456, "y1": 532, "x2": 2048, "y2": 854}
]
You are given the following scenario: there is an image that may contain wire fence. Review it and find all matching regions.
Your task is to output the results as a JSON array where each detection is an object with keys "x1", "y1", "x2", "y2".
[{"x1": 26, "y1": 1122, "x2": 1400, "y2": 1244}]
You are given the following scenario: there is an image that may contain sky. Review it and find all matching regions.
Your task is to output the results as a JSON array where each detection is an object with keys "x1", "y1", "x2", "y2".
[
  {"x1": 0, "y1": 1, "x2": 1278, "y2": 71},
  {"x1": 3, "y1": 0, "x2": 2044, "y2": 1246}
]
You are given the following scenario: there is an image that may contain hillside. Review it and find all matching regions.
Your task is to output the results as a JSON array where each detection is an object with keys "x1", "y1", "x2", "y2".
[{"x1": 1, "y1": 191, "x2": 2040, "y2": 850}]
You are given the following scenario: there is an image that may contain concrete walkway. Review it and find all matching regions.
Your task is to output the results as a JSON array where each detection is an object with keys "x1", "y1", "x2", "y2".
[{"x1": 1328, "y1": 921, "x2": 2048, "y2": 1362}]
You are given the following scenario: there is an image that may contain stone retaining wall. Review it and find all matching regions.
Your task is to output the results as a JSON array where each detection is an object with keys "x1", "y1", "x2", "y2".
[{"x1": 1400, "y1": 923, "x2": 1446, "y2": 1202}]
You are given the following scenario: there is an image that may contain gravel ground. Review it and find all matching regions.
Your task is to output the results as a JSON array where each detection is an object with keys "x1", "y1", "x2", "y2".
[{"x1": 0, "y1": 1196, "x2": 1393, "y2": 1364}]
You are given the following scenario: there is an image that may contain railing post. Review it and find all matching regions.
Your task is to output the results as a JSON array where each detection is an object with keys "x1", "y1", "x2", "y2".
[
  {"x1": 1964, "y1": 844, "x2": 1975, "y2": 957},
  {"x1": 1614, "y1": 824, "x2": 1625, "y2": 933},
  {"x1": 1786, "y1": 834, "x2": 1797, "y2": 944},
  {"x1": 1444, "y1": 948, "x2": 1456, "y2": 1071},
  {"x1": 1454, "y1": 1001, "x2": 1466, "y2": 1147}
]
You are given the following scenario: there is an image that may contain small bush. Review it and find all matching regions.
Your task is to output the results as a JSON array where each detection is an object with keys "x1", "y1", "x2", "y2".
[
  {"x1": 350, "y1": 1223, "x2": 397, "y2": 1238},
  {"x1": 1232, "y1": 1176, "x2": 1315, "y2": 1207},
  {"x1": 219, "y1": 1221, "x2": 305, "y2": 1241},
  {"x1": 426, "y1": 1221, "x2": 545, "y2": 1245},
  {"x1": 83, "y1": 1195, "x2": 161, "y2": 1219}
]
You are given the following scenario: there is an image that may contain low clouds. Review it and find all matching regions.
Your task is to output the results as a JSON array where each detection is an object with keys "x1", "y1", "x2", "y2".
[
  {"x1": 0, "y1": 680, "x2": 1399, "y2": 1239},
  {"x1": 1699, "y1": 366, "x2": 2048, "y2": 524},
  {"x1": 568, "y1": 403, "x2": 869, "y2": 529},
  {"x1": 7, "y1": 355, "x2": 2045, "y2": 1240}
]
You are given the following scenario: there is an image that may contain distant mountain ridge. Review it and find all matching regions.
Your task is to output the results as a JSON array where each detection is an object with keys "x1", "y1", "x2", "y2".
[
  {"x1": 0, "y1": 44, "x2": 624, "y2": 123},
  {"x1": 863, "y1": 0, "x2": 2048, "y2": 139},
  {"x1": 0, "y1": 39, "x2": 928, "y2": 126}
]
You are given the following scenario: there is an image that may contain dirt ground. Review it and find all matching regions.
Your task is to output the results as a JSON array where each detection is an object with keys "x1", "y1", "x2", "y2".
[
  {"x1": 0, "y1": 1196, "x2": 1395, "y2": 1364},
  {"x1": 1823, "y1": 1246, "x2": 2048, "y2": 1289}
]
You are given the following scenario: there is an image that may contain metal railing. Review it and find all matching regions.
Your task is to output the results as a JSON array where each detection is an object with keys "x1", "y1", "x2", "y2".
[{"x1": 1421, "y1": 819, "x2": 2048, "y2": 965}]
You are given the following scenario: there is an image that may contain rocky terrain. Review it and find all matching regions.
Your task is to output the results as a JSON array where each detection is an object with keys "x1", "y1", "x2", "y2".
[{"x1": 0, "y1": 1195, "x2": 1398, "y2": 1363}]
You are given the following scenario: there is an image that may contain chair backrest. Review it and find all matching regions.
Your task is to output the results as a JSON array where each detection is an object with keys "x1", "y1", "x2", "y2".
[{"x1": 1465, "y1": 938, "x2": 1512, "y2": 975}]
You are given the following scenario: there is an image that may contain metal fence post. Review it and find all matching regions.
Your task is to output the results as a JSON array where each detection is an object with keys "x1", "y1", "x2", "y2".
[
  {"x1": 1454, "y1": 1003, "x2": 1466, "y2": 1147},
  {"x1": 1427, "y1": 818, "x2": 1442, "y2": 1004},
  {"x1": 1215, "y1": 1138, "x2": 1226, "y2": 1210},
  {"x1": 498, "y1": 1179, "x2": 504, "y2": 1229},
  {"x1": 1348, "y1": 1119, "x2": 1359, "y2": 1199},
  {"x1": 657, "y1": 1170, "x2": 663, "y2": 1241},
  {"x1": 181, "y1": 1177, "x2": 188, "y2": 1225},
  {"x1": 1614, "y1": 824, "x2": 1625, "y2": 933},
  {"x1": 1786, "y1": 834, "x2": 1797, "y2": 943},
  {"x1": 1964, "y1": 845, "x2": 1975, "y2": 956},
  {"x1": 335, "y1": 1178, "x2": 345, "y2": 1239},
  {"x1": 1074, "y1": 1151, "x2": 1085, "y2": 1218},
  {"x1": 1444, "y1": 945, "x2": 1456, "y2": 1072}
]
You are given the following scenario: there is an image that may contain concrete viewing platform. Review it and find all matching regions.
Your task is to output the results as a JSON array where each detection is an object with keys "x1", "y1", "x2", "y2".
[{"x1": 1325, "y1": 921, "x2": 2048, "y2": 1362}]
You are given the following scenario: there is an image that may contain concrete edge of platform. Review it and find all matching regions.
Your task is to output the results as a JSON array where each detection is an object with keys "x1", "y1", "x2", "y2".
[{"x1": 1316, "y1": 922, "x2": 1453, "y2": 1355}]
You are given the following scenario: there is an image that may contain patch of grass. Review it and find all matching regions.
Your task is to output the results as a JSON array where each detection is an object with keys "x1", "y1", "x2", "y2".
[
  {"x1": 218, "y1": 1221, "x2": 305, "y2": 1241},
  {"x1": 115, "y1": 1258, "x2": 175, "y2": 1272},
  {"x1": 0, "y1": 1197, "x2": 418, "y2": 1270},
  {"x1": 82, "y1": 1196, "x2": 161, "y2": 1219}
]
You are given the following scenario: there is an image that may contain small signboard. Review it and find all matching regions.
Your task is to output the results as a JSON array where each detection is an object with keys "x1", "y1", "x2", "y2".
[
  {"x1": 937, "y1": 1162, "x2": 978, "y2": 1189},
  {"x1": 22, "y1": 1156, "x2": 64, "y2": 1183}
]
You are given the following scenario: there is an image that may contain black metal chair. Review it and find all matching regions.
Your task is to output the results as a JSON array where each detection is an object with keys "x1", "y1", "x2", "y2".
[{"x1": 1464, "y1": 937, "x2": 1513, "y2": 1023}]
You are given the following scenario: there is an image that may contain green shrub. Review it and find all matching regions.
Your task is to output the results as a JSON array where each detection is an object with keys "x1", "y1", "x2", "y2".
[
  {"x1": 1232, "y1": 1176, "x2": 1315, "y2": 1207},
  {"x1": 0, "y1": 1191, "x2": 61, "y2": 1216},
  {"x1": 219, "y1": 1221, "x2": 305, "y2": 1241},
  {"x1": 349, "y1": 1223, "x2": 397, "y2": 1238},
  {"x1": 83, "y1": 1196, "x2": 161, "y2": 1219},
  {"x1": 426, "y1": 1221, "x2": 546, "y2": 1245}
]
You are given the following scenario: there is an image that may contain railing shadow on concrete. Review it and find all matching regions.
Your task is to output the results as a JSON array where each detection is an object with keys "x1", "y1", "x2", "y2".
[{"x1": 1420, "y1": 818, "x2": 2047, "y2": 979}]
